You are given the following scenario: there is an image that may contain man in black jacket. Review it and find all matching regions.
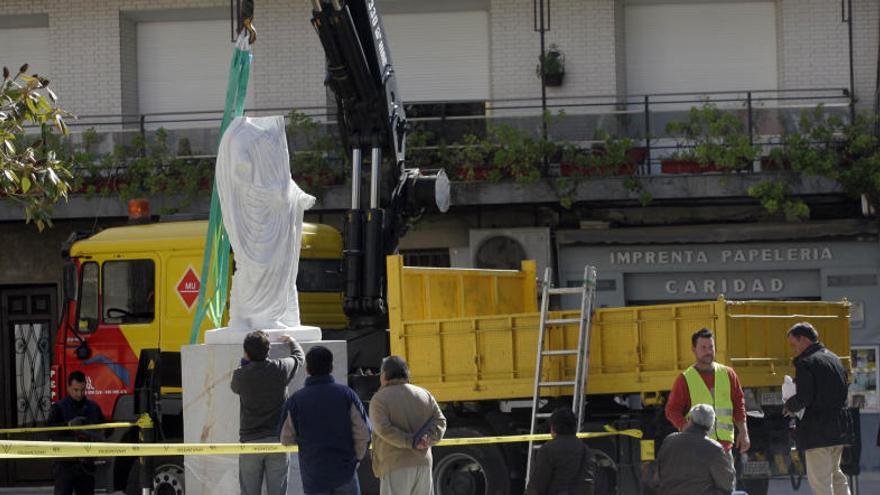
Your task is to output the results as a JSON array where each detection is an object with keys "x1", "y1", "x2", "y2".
[
  {"x1": 47, "y1": 371, "x2": 105, "y2": 495},
  {"x1": 526, "y1": 408, "x2": 596, "y2": 495},
  {"x1": 784, "y1": 322, "x2": 851, "y2": 495},
  {"x1": 231, "y1": 331, "x2": 304, "y2": 495}
]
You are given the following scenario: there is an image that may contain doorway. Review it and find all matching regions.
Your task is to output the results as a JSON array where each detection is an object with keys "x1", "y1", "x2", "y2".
[{"x1": 0, "y1": 285, "x2": 57, "y2": 486}]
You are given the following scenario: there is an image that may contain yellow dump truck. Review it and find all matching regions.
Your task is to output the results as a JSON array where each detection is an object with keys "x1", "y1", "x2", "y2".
[{"x1": 387, "y1": 256, "x2": 851, "y2": 495}]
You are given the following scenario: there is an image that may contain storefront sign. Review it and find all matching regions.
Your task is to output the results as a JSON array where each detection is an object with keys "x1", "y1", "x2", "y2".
[
  {"x1": 624, "y1": 270, "x2": 820, "y2": 301},
  {"x1": 610, "y1": 246, "x2": 833, "y2": 266}
]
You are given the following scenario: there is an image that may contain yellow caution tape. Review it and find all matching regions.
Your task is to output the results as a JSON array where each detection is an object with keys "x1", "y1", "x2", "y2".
[
  {"x1": 0, "y1": 429, "x2": 642, "y2": 459},
  {"x1": 0, "y1": 414, "x2": 153, "y2": 435}
]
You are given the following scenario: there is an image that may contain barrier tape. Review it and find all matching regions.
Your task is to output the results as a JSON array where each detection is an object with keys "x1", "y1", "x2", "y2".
[
  {"x1": 0, "y1": 414, "x2": 153, "y2": 435},
  {"x1": 0, "y1": 429, "x2": 642, "y2": 459}
]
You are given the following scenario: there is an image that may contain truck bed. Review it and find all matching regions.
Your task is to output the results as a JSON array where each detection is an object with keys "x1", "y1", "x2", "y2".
[{"x1": 386, "y1": 256, "x2": 850, "y2": 402}]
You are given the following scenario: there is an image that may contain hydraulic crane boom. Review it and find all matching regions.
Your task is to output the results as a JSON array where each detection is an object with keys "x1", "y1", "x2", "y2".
[
  {"x1": 309, "y1": 0, "x2": 449, "y2": 327},
  {"x1": 311, "y1": 0, "x2": 405, "y2": 165}
]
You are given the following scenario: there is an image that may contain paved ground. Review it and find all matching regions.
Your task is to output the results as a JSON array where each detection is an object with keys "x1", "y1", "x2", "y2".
[
  {"x1": 3, "y1": 471, "x2": 879, "y2": 494},
  {"x1": 767, "y1": 470, "x2": 880, "y2": 494}
]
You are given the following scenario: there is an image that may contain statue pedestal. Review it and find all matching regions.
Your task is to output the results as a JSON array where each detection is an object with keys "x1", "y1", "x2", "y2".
[
  {"x1": 181, "y1": 339, "x2": 347, "y2": 495},
  {"x1": 203, "y1": 325, "x2": 322, "y2": 344}
]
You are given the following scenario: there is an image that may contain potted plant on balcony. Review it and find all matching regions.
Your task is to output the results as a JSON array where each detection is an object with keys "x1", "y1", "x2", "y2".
[
  {"x1": 663, "y1": 103, "x2": 759, "y2": 174},
  {"x1": 487, "y1": 124, "x2": 546, "y2": 183},
  {"x1": 560, "y1": 132, "x2": 641, "y2": 177},
  {"x1": 537, "y1": 44, "x2": 565, "y2": 87},
  {"x1": 452, "y1": 133, "x2": 493, "y2": 181}
]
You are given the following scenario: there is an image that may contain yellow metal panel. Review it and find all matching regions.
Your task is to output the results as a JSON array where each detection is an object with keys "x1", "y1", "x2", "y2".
[
  {"x1": 592, "y1": 308, "x2": 640, "y2": 374},
  {"x1": 725, "y1": 299, "x2": 851, "y2": 388},
  {"x1": 388, "y1": 257, "x2": 539, "y2": 322},
  {"x1": 162, "y1": 252, "x2": 212, "y2": 351}
]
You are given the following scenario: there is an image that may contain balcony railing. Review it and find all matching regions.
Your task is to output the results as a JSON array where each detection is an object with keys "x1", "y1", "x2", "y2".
[{"x1": 58, "y1": 87, "x2": 852, "y2": 179}]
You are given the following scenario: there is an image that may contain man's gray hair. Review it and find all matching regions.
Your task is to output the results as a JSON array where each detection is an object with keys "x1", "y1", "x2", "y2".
[
  {"x1": 380, "y1": 355, "x2": 410, "y2": 381},
  {"x1": 688, "y1": 404, "x2": 715, "y2": 429}
]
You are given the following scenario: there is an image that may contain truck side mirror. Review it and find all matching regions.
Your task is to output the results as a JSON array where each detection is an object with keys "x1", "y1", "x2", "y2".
[
  {"x1": 75, "y1": 341, "x2": 91, "y2": 360},
  {"x1": 62, "y1": 260, "x2": 77, "y2": 302}
]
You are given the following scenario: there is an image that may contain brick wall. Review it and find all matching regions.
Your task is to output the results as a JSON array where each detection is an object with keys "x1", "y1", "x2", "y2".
[
  {"x1": 0, "y1": 0, "x2": 326, "y2": 120},
  {"x1": 119, "y1": 12, "x2": 139, "y2": 122},
  {"x1": 248, "y1": 0, "x2": 326, "y2": 112},
  {"x1": 779, "y1": 0, "x2": 877, "y2": 109},
  {"x1": 1, "y1": 1, "x2": 877, "y2": 124},
  {"x1": 488, "y1": 0, "x2": 618, "y2": 101},
  {"x1": 779, "y1": 0, "x2": 851, "y2": 92},
  {"x1": 614, "y1": 0, "x2": 627, "y2": 97},
  {"x1": 852, "y1": 0, "x2": 879, "y2": 109}
]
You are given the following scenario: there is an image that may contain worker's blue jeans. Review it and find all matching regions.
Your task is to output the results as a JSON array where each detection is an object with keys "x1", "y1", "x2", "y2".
[{"x1": 239, "y1": 436, "x2": 289, "y2": 495}]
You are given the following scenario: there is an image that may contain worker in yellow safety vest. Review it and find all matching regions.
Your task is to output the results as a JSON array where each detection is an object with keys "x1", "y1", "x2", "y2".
[{"x1": 665, "y1": 328, "x2": 750, "y2": 454}]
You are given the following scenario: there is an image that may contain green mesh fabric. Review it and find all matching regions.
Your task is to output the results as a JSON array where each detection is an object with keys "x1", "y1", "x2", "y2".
[{"x1": 189, "y1": 42, "x2": 252, "y2": 344}]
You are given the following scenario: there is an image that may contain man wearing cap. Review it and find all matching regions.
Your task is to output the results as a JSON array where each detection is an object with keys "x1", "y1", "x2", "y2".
[
  {"x1": 665, "y1": 328, "x2": 750, "y2": 456},
  {"x1": 656, "y1": 404, "x2": 736, "y2": 495}
]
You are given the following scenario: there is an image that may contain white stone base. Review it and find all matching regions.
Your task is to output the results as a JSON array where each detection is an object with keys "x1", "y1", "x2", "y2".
[
  {"x1": 203, "y1": 325, "x2": 322, "y2": 344},
  {"x1": 181, "y1": 340, "x2": 348, "y2": 495}
]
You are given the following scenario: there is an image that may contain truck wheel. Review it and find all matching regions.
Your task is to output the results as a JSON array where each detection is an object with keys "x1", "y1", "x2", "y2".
[
  {"x1": 125, "y1": 457, "x2": 185, "y2": 495},
  {"x1": 434, "y1": 428, "x2": 510, "y2": 495}
]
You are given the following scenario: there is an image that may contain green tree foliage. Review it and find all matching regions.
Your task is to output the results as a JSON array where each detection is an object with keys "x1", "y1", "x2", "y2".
[
  {"x1": 0, "y1": 64, "x2": 73, "y2": 230},
  {"x1": 748, "y1": 106, "x2": 880, "y2": 220}
]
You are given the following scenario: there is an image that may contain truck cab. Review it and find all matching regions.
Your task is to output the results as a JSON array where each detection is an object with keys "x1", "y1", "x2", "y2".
[{"x1": 52, "y1": 219, "x2": 345, "y2": 421}]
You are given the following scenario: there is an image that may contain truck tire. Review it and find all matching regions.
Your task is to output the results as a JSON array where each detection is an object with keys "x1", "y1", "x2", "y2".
[
  {"x1": 125, "y1": 457, "x2": 185, "y2": 495},
  {"x1": 434, "y1": 428, "x2": 510, "y2": 495}
]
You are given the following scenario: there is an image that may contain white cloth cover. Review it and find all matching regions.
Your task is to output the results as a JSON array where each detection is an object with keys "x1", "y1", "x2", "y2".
[{"x1": 214, "y1": 115, "x2": 316, "y2": 332}]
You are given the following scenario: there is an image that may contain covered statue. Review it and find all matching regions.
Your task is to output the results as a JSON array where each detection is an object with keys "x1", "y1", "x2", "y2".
[{"x1": 204, "y1": 115, "x2": 321, "y2": 343}]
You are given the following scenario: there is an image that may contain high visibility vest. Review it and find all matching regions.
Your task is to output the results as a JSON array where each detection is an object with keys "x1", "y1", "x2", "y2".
[{"x1": 683, "y1": 363, "x2": 735, "y2": 443}]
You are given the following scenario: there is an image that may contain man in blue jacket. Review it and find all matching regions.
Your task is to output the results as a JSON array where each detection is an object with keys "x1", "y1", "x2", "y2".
[{"x1": 280, "y1": 346, "x2": 371, "y2": 494}]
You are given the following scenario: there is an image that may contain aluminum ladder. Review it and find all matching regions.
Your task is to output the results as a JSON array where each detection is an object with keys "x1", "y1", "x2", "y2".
[{"x1": 525, "y1": 265, "x2": 598, "y2": 485}]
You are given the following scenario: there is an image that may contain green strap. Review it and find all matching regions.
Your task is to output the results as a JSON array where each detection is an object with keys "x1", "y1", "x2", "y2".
[{"x1": 189, "y1": 41, "x2": 252, "y2": 345}]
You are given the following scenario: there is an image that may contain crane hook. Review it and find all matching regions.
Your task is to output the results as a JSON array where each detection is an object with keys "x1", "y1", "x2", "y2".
[{"x1": 242, "y1": 17, "x2": 257, "y2": 45}]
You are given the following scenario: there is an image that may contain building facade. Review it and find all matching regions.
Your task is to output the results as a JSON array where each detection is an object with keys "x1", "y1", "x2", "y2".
[{"x1": 2, "y1": 0, "x2": 880, "y2": 483}]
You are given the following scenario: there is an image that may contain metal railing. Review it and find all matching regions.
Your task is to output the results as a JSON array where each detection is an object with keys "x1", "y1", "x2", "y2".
[{"x1": 57, "y1": 87, "x2": 853, "y2": 177}]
